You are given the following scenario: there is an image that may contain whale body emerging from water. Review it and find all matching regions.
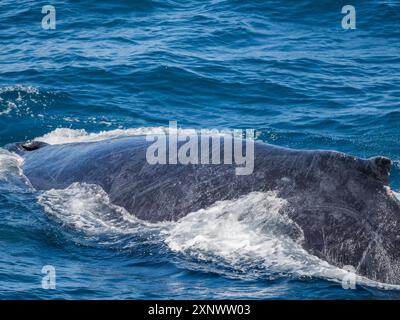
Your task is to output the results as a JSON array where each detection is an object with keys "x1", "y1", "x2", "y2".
[{"x1": 9, "y1": 135, "x2": 400, "y2": 285}]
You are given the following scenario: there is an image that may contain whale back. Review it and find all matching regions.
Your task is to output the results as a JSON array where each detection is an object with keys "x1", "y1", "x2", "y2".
[{"x1": 17, "y1": 135, "x2": 400, "y2": 284}]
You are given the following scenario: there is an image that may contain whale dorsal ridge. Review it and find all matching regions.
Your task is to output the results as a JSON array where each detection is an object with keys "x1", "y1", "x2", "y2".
[{"x1": 367, "y1": 156, "x2": 391, "y2": 185}]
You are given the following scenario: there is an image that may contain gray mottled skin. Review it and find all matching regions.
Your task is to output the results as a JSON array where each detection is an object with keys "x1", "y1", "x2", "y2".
[{"x1": 12, "y1": 136, "x2": 400, "y2": 285}]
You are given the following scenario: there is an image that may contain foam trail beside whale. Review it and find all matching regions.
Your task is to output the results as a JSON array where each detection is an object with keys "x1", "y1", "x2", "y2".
[
  {"x1": 0, "y1": 148, "x2": 32, "y2": 190},
  {"x1": 34, "y1": 127, "x2": 230, "y2": 145},
  {"x1": 36, "y1": 181, "x2": 400, "y2": 290}
]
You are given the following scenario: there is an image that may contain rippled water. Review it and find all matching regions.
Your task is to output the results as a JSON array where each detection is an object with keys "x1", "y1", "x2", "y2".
[{"x1": 0, "y1": 0, "x2": 400, "y2": 299}]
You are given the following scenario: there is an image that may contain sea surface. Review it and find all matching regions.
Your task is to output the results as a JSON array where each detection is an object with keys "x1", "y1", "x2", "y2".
[{"x1": 1, "y1": 0, "x2": 400, "y2": 299}]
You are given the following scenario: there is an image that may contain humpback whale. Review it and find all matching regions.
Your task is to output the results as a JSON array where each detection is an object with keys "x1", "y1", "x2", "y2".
[{"x1": 9, "y1": 135, "x2": 400, "y2": 285}]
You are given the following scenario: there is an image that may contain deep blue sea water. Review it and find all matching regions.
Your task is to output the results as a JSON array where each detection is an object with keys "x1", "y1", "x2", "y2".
[{"x1": 1, "y1": 0, "x2": 400, "y2": 299}]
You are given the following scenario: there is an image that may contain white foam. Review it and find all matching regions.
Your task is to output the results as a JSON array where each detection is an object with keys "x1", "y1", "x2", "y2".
[
  {"x1": 37, "y1": 182, "x2": 149, "y2": 235},
  {"x1": 34, "y1": 127, "x2": 190, "y2": 145},
  {"x1": 165, "y1": 192, "x2": 334, "y2": 277},
  {"x1": 0, "y1": 101, "x2": 17, "y2": 116},
  {"x1": 0, "y1": 148, "x2": 32, "y2": 188},
  {"x1": 0, "y1": 85, "x2": 39, "y2": 95},
  {"x1": 0, "y1": 148, "x2": 24, "y2": 179},
  {"x1": 0, "y1": 85, "x2": 40, "y2": 117},
  {"x1": 164, "y1": 191, "x2": 400, "y2": 289},
  {"x1": 33, "y1": 127, "x2": 235, "y2": 145}
]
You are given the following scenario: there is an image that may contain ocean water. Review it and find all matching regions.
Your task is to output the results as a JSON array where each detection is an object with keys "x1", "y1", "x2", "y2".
[{"x1": 1, "y1": 0, "x2": 400, "y2": 299}]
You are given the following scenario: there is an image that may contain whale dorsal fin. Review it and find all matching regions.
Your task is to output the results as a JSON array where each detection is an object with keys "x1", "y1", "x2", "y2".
[{"x1": 366, "y1": 156, "x2": 391, "y2": 185}]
